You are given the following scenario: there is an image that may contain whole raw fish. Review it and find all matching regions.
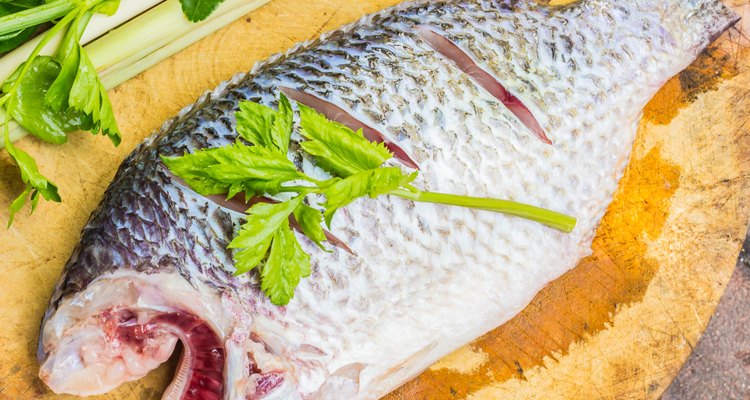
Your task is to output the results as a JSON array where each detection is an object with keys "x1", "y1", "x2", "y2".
[{"x1": 37, "y1": 0, "x2": 739, "y2": 399}]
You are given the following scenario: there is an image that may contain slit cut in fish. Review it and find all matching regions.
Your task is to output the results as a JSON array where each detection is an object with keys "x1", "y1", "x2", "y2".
[
  {"x1": 206, "y1": 193, "x2": 269, "y2": 214},
  {"x1": 174, "y1": 175, "x2": 354, "y2": 254},
  {"x1": 207, "y1": 193, "x2": 355, "y2": 255},
  {"x1": 278, "y1": 86, "x2": 420, "y2": 168},
  {"x1": 416, "y1": 26, "x2": 552, "y2": 145}
]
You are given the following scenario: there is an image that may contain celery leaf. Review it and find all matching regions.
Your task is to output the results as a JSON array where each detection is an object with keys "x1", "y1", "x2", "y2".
[{"x1": 179, "y1": 0, "x2": 225, "y2": 23}]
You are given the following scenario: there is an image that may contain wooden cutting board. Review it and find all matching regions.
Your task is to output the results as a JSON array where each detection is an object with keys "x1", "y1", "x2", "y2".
[{"x1": 1, "y1": 1, "x2": 749, "y2": 399}]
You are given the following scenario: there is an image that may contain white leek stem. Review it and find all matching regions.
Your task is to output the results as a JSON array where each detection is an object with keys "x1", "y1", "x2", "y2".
[
  {"x1": 0, "y1": 0, "x2": 270, "y2": 148},
  {"x1": 0, "y1": 1, "x2": 163, "y2": 85},
  {"x1": 92, "y1": 0, "x2": 270, "y2": 89}
]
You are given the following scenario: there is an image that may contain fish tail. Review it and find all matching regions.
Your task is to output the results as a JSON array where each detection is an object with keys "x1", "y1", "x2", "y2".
[
  {"x1": 578, "y1": 0, "x2": 740, "y2": 54},
  {"x1": 631, "y1": 0, "x2": 740, "y2": 53}
]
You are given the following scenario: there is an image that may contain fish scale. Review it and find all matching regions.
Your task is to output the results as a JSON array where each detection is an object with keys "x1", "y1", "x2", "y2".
[{"x1": 37, "y1": 0, "x2": 738, "y2": 399}]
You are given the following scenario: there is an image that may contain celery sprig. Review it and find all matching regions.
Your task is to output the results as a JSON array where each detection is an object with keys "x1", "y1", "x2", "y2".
[{"x1": 163, "y1": 94, "x2": 577, "y2": 305}]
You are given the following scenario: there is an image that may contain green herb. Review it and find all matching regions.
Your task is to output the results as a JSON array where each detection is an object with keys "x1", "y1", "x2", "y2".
[
  {"x1": 322, "y1": 167, "x2": 417, "y2": 226},
  {"x1": 298, "y1": 103, "x2": 392, "y2": 177},
  {"x1": 261, "y1": 217, "x2": 310, "y2": 305},
  {"x1": 228, "y1": 197, "x2": 310, "y2": 304},
  {"x1": 235, "y1": 93, "x2": 293, "y2": 154},
  {"x1": 292, "y1": 203, "x2": 327, "y2": 250},
  {"x1": 179, "y1": 0, "x2": 226, "y2": 22},
  {"x1": 0, "y1": 1, "x2": 120, "y2": 223},
  {"x1": 0, "y1": 0, "x2": 233, "y2": 224},
  {"x1": 3, "y1": 56, "x2": 81, "y2": 144},
  {"x1": 164, "y1": 93, "x2": 578, "y2": 305},
  {"x1": 3, "y1": 133, "x2": 60, "y2": 227},
  {"x1": 0, "y1": 1, "x2": 42, "y2": 53},
  {"x1": 162, "y1": 142, "x2": 304, "y2": 200}
]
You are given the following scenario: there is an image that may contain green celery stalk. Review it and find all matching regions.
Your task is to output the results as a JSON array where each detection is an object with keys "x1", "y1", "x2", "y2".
[
  {"x1": 392, "y1": 188, "x2": 577, "y2": 232},
  {"x1": 0, "y1": 0, "x2": 75, "y2": 36}
]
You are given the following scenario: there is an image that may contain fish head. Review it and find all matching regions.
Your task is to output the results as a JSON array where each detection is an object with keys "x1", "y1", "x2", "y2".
[{"x1": 37, "y1": 268, "x2": 307, "y2": 399}]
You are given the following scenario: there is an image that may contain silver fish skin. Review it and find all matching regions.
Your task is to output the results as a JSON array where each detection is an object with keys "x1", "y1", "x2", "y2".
[{"x1": 37, "y1": 1, "x2": 738, "y2": 399}]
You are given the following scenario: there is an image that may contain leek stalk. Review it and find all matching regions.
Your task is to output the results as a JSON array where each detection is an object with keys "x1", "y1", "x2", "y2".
[{"x1": 92, "y1": 0, "x2": 270, "y2": 89}]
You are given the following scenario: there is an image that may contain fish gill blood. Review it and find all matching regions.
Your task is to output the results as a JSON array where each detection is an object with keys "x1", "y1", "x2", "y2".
[
  {"x1": 100, "y1": 307, "x2": 225, "y2": 400},
  {"x1": 416, "y1": 27, "x2": 552, "y2": 145},
  {"x1": 278, "y1": 86, "x2": 420, "y2": 169}
]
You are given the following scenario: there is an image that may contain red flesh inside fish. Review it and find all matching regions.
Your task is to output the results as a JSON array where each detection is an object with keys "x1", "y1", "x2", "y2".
[
  {"x1": 95, "y1": 308, "x2": 288, "y2": 399},
  {"x1": 99, "y1": 308, "x2": 225, "y2": 400}
]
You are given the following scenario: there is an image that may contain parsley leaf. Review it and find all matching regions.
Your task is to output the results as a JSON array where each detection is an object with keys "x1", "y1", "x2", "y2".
[
  {"x1": 323, "y1": 167, "x2": 417, "y2": 226},
  {"x1": 161, "y1": 142, "x2": 304, "y2": 198},
  {"x1": 0, "y1": 0, "x2": 232, "y2": 224},
  {"x1": 235, "y1": 93, "x2": 293, "y2": 153},
  {"x1": 229, "y1": 197, "x2": 301, "y2": 273},
  {"x1": 161, "y1": 148, "x2": 230, "y2": 195},
  {"x1": 4, "y1": 137, "x2": 59, "y2": 202},
  {"x1": 44, "y1": 9, "x2": 83, "y2": 110},
  {"x1": 232, "y1": 234, "x2": 273, "y2": 276},
  {"x1": 8, "y1": 186, "x2": 31, "y2": 226},
  {"x1": 95, "y1": 82, "x2": 119, "y2": 144},
  {"x1": 4, "y1": 44, "x2": 121, "y2": 148},
  {"x1": 7, "y1": 7, "x2": 123, "y2": 147},
  {"x1": 179, "y1": 0, "x2": 226, "y2": 23},
  {"x1": 45, "y1": 46, "x2": 78, "y2": 112},
  {"x1": 293, "y1": 203, "x2": 327, "y2": 250},
  {"x1": 229, "y1": 198, "x2": 300, "y2": 251},
  {"x1": 298, "y1": 104, "x2": 392, "y2": 177}
]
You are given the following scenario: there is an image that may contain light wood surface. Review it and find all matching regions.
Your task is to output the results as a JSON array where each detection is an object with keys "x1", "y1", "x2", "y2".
[{"x1": 0, "y1": 1, "x2": 748, "y2": 399}]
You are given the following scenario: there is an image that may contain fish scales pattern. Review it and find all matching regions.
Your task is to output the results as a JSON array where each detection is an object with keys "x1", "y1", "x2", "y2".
[
  {"x1": 54, "y1": 0, "x2": 674, "y2": 313},
  {"x1": 39, "y1": 0, "x2": 738, "y2": 398}
]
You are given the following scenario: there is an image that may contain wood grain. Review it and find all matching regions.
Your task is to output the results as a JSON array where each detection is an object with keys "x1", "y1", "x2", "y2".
[{"x1": 0, "y1": 1, "x2": 748, "y2": 399}]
